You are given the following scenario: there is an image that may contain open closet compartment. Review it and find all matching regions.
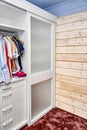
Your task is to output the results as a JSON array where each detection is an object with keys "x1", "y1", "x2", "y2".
[
  {"x1": 0, "y1": 1, "x2": 27, "y2": 81},
  {"x1": 0, "y1": 1, "x2": 27, "y2": 130}
]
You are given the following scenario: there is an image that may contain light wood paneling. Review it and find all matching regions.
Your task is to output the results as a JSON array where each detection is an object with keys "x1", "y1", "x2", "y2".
[
  {"x1": 56, "y1": 75, "x2": 87, "y2": 88},
  {"x1": 56, "y1": 20, "x2": 87, "y2": 32},
  {"x1": 56, "y1": 29, "x2": 87, "y2": 40},
  {"x1": 56, "y1": 11, "x2": 87, "y2": 119},
  {"x1": 56, "y1": 95, "x2": 87, "y2": 111},
  {"x1": 56, "y1": 46, "x2": 87, "y2": 54},
  {"x1": 56, "y1": 68, "x2": 87, "y2": 79},
  {"x1": 56, "y1": 54, "x2": 87, "y2": 62},
  {"x1": 56, "y1": 88, "x2": 87, "y2": 103},
  {"x1": 56, "y1": 61, "x2": 87, "y2": 70},
  {"x1": 56, "y1": 101, "x2": 87, "y2": 119},
  {"x1": 56, "y1": 81, "x2": 87, "y2": 95},
  {"x1": 57, "y1": 11, "x2": 87, "y2": 25},
  {"x1": 56, "y1": 37, "x2": 87, "y2": 47}
]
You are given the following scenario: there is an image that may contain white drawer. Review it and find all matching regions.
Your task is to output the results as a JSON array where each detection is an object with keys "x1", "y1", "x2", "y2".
[
  {"x1": 0, "y1": 118, "x2": 13, "y2": 130},
  {"x1": 1, "y1": 84, "x2": 13, "y2": 92},
  {"x1": 0, "y1": 84, "x2": 13, "y2": 107},
  {"x1": 0, "y1": 80, "x2": 26, "y2": 107},
  {"x1": 0, "y1": 79, "x2": 26, "y2": 130},
  {"x1": 0, "y1": 99, "x2": 25, "y2": 123},
  {"x1": 0, "y1": 99, "x2": 26, "y2": 130},
  {"x1": 0, "y1": 90, "x2": 13, "y2": 107},
  {"x1": 0, "y1": 112, "x2": 26, "y2": 130},
  {"x1": 0, "y1": 104, "x2": 13, "y2": 123}
]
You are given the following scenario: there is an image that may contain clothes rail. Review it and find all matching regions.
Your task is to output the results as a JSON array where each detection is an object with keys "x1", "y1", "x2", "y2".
[{"x1": 0, "y1": 31, "x2": 18, "y2": 36}]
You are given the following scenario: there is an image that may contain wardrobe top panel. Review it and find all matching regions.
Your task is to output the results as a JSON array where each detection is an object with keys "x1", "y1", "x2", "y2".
[
  {"x1": 2, "y1": 0, "x2": 57, "y2": 23},
  {"x1": 0, "y1": 1, "x2": 25, "y2": 19}
]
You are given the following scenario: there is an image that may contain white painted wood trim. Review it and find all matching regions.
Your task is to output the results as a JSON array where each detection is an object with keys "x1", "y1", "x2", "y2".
[
  {"x1": 31, "y1": 13, "x2": 54, "y2": 24},
  {"x1": 2, "y1": 0, "x2": 57, "y2": 23},
  {"x1": 26, "y1": 12, "x2": 32, "y2": 126},
  {"x1": 30, "y1": 106, "x2": 53, "y2": 126},
  {"x1": 51, "y1": 24, "x2": 56, "y2": 107},
  {"x1": 0, "y1": 23, "x2": 25, "y2": 32},
  {"x1": 31, "y1": 71, "x2": 53, "y2": 85},
  {"x1": 13, "y1": 121, "x2": 28, "y2": 130}
]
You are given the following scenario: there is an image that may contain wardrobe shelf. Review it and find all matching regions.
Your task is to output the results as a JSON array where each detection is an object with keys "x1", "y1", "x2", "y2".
[
  {"x1": 0, "y1": 77, "x2": 26, "y2": 87},
  {"x1": 0, "y1": 23, "x2": 25, "y2": 33},
  {"x1": 11, "y1": 77, "x2": 26, "y2": 83}
]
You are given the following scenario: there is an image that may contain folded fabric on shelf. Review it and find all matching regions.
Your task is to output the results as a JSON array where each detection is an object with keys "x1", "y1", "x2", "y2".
[{"x1": 12, "y1": 71, "x2": 27, "y2": 78}]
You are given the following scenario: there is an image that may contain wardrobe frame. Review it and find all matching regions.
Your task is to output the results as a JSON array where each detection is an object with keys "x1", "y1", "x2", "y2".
[{"x1": 0, "y1": 0, "x2": 57, "y2": 129}]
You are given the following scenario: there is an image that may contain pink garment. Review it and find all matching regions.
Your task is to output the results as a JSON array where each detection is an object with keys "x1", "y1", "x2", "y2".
[{"x1": 13, "y1": 71, "x2": 26, "y2": 78}]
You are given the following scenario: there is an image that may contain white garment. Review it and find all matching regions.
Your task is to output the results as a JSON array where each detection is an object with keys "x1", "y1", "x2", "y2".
[
  {"x1": 0, "y1": 38, "x2": 11, "y2": 83},
  {"x1": 3, "y1": 37, "x2": 12, "y2": 58},
  {"x1": 7, "y1": 36, "x2": 19, "y2": 58}
]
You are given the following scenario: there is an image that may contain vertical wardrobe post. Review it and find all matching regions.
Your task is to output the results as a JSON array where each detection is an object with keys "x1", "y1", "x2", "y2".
[
  {"x1": 26, "y1": 12, "x2": 32, "y2": 126},
  {"x1": 51, "y1": 23, "x2": 56, "y2": 108}
]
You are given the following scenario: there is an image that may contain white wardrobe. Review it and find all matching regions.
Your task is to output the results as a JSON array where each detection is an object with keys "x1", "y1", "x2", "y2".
[{"x1": 0, "y1": 0, "x2": 57, "y2": 130}]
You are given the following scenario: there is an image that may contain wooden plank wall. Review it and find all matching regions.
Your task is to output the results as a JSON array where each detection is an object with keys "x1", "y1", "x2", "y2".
[{"x1": 55, "y1": 11, "x2": 87, "y2": 119}]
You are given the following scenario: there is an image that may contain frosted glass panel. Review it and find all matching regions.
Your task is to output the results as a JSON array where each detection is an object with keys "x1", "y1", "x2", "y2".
[
  {"x1": 31, "y1": 17, "x2": 51, "y2": 74},
  {"x1": 31, "y1": 80, "x2": 51, "y2": 119}
]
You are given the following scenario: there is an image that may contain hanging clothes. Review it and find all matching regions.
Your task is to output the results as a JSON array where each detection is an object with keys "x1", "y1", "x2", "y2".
[
  {"x1": 6, "y1": 36, "x2": 18, "y2": 72},
  {"x1": 12, "y1": 36, "x2": 24, "y2": 56},
  {"x1": 7, "y1": 36, "x2": 19, "y2": 58},
  {"x1": 0, "y1": 37, "x2": 11, "y2": 83},
  {"x1": 12, "y1": 36, "x2": 24, "y2": 71},
  {"x1": 3, "y1": 36, "x2": 12, "y2": 77},
  {"x1": 0, "y1": 33, "x2": 26, "y2": 83},
  {"x1": 4, "y1": 41, "x2": 12, "y2": 78}
]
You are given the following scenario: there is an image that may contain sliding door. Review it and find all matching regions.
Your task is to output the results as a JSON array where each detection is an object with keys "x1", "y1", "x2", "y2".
[{"x1": 30, "y1": 15, "x2": 55, "y2": 123}]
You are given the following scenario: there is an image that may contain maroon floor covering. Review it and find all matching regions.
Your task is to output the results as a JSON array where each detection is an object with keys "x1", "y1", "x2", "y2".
[{"x1": 21, "y1": 107, "x2": 87, "y2": 130}]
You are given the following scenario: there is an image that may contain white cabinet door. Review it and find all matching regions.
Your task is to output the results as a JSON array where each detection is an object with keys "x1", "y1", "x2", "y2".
[
  {"x1": 31, "y1": 79, "x2": 51, "y2": 119},
  {"x1": 29, "y1": 15, "x2": 55, "y2": 123},
  {"x1": 31, "y1": 17, "x2": 51, "y2": 74}
]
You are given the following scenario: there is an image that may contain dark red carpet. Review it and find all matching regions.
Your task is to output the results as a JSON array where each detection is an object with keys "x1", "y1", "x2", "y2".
[{"x1": 21, "y1": 107, "x2": 87, "y2": 130}]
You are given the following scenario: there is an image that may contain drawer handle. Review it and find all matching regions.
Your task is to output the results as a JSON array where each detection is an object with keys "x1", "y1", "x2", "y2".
[
  {"x1": 2, "y1": 91, "x2": 13, "y2": 98},
  {"x1": 2, "y1": 105, "x2": 13, "y2": 112},
  {"x1": 2, "y1": 86, "x2": 12, "y2": 90},
  {"x1": 2, "y1": 118, "x2": 13, "y2": 127}
]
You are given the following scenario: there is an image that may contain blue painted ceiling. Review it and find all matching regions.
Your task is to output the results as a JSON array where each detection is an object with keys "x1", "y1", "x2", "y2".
[
  {"x1": 26, "y1": 0, "x2": 87, "y2": 17},
  {"x1": 26, "y1": 0, "x2": 61, "y2": 9}
]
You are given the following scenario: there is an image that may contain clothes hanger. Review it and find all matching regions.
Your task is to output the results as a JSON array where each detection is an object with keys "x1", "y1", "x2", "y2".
[{"x1": 15, "y1": 35, "x2": 24, "y2": 44}]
